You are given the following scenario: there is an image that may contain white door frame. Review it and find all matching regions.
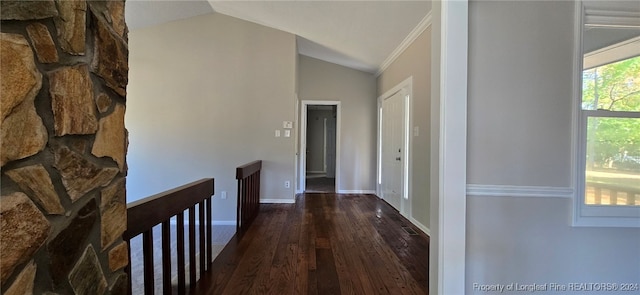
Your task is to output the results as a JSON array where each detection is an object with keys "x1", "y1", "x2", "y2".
[
  {"x1": 430, "y1": 1, "x2": 468, "y2": 294},
  {"x1": 299, "y1": 100, "x2": 341, "y2": 193},
  {"x1": 377, "y1": 77, "x2": 413, "y2": 218}
]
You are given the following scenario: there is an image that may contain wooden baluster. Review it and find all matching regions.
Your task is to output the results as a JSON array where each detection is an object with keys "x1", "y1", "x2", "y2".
[
  {"x1": 247, "y1": 175, "x2": 251, "y2": 225},
  {"x1": 245, "y1": 177, "x2": 249, "y2": 226},
  {"x1": 142, "y1": 230, "x2": 154, "y2": 295},
  {"x1": 594, "y1": 187, "x2": 601, "y2": 204},
  {"x1": 250, "y1": 174, "x2": 256, "y2": 221},
  {"x1": 237, "y1": 180, "x2": 242, "y2": 231},
  {"x1": 162, "y1": 220, "x2": 172, "y2": 294},
  {"x1": 189, "y1": 206, "x2": 196, "y2": 286},
  {"x1": 255, "y1": 170, "x2": 260, "y2": 215},
  {"x1": 206, "y1": 197, "x2": 213, "y2": 269},
  {"x1": 199, "y1": 201, "x2": 206, "y2": 277},
  {"x1": 243, "y1": 177, "x2": 247, "y2": 228},
  {"x1": 177, "y1": 212, "x2": 185, "y2": 293}
]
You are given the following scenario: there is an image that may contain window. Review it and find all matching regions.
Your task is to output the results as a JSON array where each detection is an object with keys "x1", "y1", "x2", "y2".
[{"x1": 575, "y1": 44, "x2": 640, "y2": 226}]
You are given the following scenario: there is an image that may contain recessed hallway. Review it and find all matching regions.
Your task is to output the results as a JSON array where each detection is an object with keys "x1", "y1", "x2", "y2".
[
  {"x1": 305, "y1": 176, "x2": 336, "y2": 193},
  {"x1": 193, "y1": 193, "x2": 429, "y2": 294}
]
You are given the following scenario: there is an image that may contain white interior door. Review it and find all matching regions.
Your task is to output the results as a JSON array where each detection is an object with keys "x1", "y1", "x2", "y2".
[{"x1": 381, "y1": 92, "x2": 406, "y2": 212}]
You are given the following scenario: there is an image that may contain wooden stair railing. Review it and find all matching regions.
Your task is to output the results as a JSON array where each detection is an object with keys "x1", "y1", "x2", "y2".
[
  {"x1": 124, "y1": 178, "x2": 214, "y2": 295},
  {"x1": 236, "y1": 160, "x2": 262, "y2": 232}
]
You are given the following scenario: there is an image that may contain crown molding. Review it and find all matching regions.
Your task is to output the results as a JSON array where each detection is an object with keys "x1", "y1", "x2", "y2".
[{"x1": 376, "y1": 11, "x2": 432, "y2": 76}]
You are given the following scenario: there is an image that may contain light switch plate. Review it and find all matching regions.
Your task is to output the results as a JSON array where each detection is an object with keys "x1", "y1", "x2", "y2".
[
  {"x1": 275, "y1": 130, "x2": 281, "y2": 137},
  {"x1": 284, "y1": 130, "x2": 291, "y2": 137},
  {"x1": 283, "y1": 121, "x2": 293, "y2": 129}
]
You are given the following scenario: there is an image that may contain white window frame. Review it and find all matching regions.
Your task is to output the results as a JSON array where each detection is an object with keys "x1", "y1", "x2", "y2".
[{"x1": 572, "y1": 1, "x2": 640, "y2": 227}]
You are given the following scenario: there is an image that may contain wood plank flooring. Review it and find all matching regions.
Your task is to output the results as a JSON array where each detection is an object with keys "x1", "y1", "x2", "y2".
[
  {"x1": 305, "y1": 177, "x2": 336, "y2": 193},
  {"x1": 193, "y1": 193, "x2": 429, "y2": 295}
]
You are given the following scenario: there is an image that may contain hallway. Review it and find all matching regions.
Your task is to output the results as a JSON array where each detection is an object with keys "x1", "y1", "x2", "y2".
[
  {"x1": 193, "y1": 193, "x2": 429, "y2": 294},
  {"x1": 305, "y1": 176, "x2": 336, "y2": 193}
]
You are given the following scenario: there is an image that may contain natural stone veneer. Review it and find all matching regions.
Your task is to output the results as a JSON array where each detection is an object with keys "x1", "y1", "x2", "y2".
[
  {"x1": 1, "y1": 1, "x2": 129, "y2": 292},
  {"x1": 0, "y1": 33, "x2": 47, "y2": 167},
  {"x1": 106, "y1": 1, "x2": 127, "y2": 38},
  {"x1": 54, "y1": 146, "x2": 118, "y2": 202},
  {"x1": 0, "y1": 33, "x2": 42, "y2": 121},
  {"x1": 0, "y1": 192, "x2": 51, "y2": 284},
  {"x1": 48, "y1": 199, "x2": 97, "y2": 285},
  {"x1": 110, "y1": 273, "x2": 128, "y2": 295},
  {"x1": 3, "y1": 260, "x2": 36, "y2": 295},
  {"x1": 49, "y1": 64, "x2": 98, "y2": 136},
  {"x1": 5, "y1": 165, "x2": 65, "y2": 215},
  {"x1": 91, "y1": 11, "x2": 128, "y2": 96},
  {"x1": 55, "y1": 147, "x2": 119, "y2": 202},
  {"x1": 68, "y1": 245, "x2": 107, "y2": 295},
  {"x1": 26, "y1": 22, "x2": 59, "y2": 63},
  {"x1": 0, "y1": 0, "x2": 58, "y2": 20},
  {"x1": 96, "y1": 93, "x2": 112, "y2": 114},
  {"x1": 88, "y1": 1, "x2": 127, "y2": 40},
  {"x1": 0, "y1": 98, "x2": 48, "y2": 167},
  {"x1": 93, "y1": 103, "x2": 126, "y2": 171},
  {"x1": 53, "y1": 0, "x2": 87, "y2": 55},
  {"x1": 100, "y1": 179, "x2": 126, "y2": 249},
  {"x1": 108, "y1": 242, "x2": 128, "y2": 271}
]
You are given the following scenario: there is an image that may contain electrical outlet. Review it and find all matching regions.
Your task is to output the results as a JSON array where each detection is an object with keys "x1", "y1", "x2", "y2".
[
  {"x1": 284, "y1": 181, "x2": 290, "y2": 188},
  {"x1": 221, "y1": 191, "x2": 227, "y2": 199}
]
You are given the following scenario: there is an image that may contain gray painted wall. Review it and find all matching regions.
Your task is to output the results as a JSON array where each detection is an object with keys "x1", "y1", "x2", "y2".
[
  {"x1": 378, "y1": 28, "x2": 431, "y2": 229},
  {"x1": 126, "y1": 13, "x2": 297, "y2": 221},
  {"x1": 298, "y1": 55, "x2": 377, "y2": 192},
  {"x1": 468, "y1": 0, "x2": 573, "y2": 187},
  {"x1": 467, "y1": 1, "x2": 640, "y2": 293}
]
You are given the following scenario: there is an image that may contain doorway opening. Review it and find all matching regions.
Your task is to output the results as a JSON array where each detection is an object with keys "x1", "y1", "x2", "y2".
[{"x1": 300, "y1": 101, "x2": 341, "y2": 193}]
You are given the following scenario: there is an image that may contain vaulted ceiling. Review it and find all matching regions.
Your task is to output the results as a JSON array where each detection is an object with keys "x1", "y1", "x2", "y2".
[
  {"x1": 124, "y1": 1, "x2": 639, "y2": 73},
  {"x1": 125, "y1": 0, "x2": 432, "y2": 73}
]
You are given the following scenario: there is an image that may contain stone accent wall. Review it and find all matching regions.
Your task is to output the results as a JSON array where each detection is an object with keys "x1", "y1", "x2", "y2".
[{"x1": 1, "y1": 1, "x2": 128, "y2": 294}]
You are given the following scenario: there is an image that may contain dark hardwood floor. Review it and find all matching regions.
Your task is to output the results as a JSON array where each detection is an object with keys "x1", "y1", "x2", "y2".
[
  {"x1": 305, "y1": 177, "x2": 336, "y2": 192},
  {"x1": 193, "y1": 193, "x2": 429, "y2": 294}
]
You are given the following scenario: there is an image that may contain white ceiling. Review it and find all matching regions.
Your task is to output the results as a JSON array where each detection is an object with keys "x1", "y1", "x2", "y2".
[
  {"x1": 125, "y1": 0, "x2": 432, "y2": 73},
  {"x1": 125, "y1": 0, "x2": 215, "y2": 31}
]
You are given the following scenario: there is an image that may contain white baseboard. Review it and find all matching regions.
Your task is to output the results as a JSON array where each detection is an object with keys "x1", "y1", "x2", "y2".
[
  {"x1": 260, "y1": 198, "x2": 295, "y2": 204},
  {"x1": 409, "y1": 217, "x2": 431, "y2": 236},
  {"x1": 466, "y1": 184, "x2": 573, "y2": 198},
  {"x1": 338, "y1": 190, "x2": 376, "y2": 194}
]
